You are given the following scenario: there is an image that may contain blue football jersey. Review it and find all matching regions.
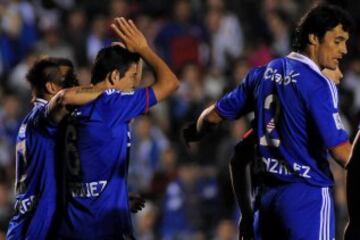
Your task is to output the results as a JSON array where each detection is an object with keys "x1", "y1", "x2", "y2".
[
  {"x1": 216, "y1": 52, "x2": 348, "y2": 187},
  {"x1": 6, "y1": 99, "x2": 60, "y2": 240},
  {"x1": 59, "y1": 87, "x2": 157, "y2": 239}
]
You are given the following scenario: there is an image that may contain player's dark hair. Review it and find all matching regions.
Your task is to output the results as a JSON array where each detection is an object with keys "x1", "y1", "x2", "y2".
[
  {"x1": 48, "y1": 57, "x2": 79, "y2": 87},
  {"x1": 91, "y1": 46, "x2": 140, "y2": 85},
  {"x1": 49, "y1": 57, "x2": 74, "y2": 69},
  {"x1": 26, "y1": 58, "x2": 64, "y2": 99},
  {"x1": 292, "y1": 4, "x2": 353, "y2": 52}
]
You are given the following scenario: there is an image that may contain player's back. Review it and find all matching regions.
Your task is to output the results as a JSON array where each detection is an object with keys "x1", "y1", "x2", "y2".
[
  {"x1": 59, "y1": 88, "x2": 156, "y2": 239},
  {"x1": 254, "y1": 52, "x2": 348, "y2": 187},
  {"x1": 6, "y1": 99, "x2": 59, "y2": 240}
]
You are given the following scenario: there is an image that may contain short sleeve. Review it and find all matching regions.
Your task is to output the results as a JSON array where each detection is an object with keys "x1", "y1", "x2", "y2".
[
  {"x1": 98, "y1": 87, "x2": 157, "y2": 125},
  {"x1": 216, "y1": 67, "x2": 261, "y2": 120},
  {"x1": 35, "y1": 107, "x2": 59, "y2": 137},
  {"x1": 307, "y1": 82, "x2": 348, "y2": 148}
]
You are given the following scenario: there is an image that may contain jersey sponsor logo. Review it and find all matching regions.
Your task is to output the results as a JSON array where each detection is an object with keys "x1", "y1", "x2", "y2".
[
  {"x1": 262, "y1": 157, "x2": 311, "y2": 178},
  {"x1": 333, "y1": 113, "x2": 345, "y2": 130},
  {"x1": 14, "y1": 195, "x2": 37, "y2": 215},
  {"x1": 264, "y1": 67, "x2": 300, "y2": 85},
  {"x1": 105, "y1": 89, "x2": 120, "y2": 95},
  {"x1": 105, "y1": 89, "x2": 135, "y2": 96},
  {"x1": 69, "y1": 180, "x2": 108, "y2": 198}
]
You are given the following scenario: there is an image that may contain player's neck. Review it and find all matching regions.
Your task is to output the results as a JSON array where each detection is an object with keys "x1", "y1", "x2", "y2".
[
  {"x1": 43, "y1": 93, "x2": 53, "y2": 102},
  {"x1": 302, "y1": 47, "x2": 322, "y2": 70}
]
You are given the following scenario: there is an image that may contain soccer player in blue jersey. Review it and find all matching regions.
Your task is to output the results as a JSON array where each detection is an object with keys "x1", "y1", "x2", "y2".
[
  {"x1": 58, "y1": 18, "x2": 179, "y2": 240},
  {"x1": 228, "y1": 67, "x2": 346, "y2": 240},
  {"x1": 184, "y1": 4, "x2": 353, "y2": 240},
  {"x1": 6, "y1": 58, "x2": 124, "y2": 240}
]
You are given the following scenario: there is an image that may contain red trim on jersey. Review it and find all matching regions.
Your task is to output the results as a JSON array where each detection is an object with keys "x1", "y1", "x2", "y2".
[
  {"x1": 242, "y1": 128, "x2": 254, "y2": 139},
  {"x1": 145, "y1": 87, "x2": 150, "y2": 114}
]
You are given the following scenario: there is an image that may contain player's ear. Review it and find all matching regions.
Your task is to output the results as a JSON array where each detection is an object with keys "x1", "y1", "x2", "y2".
[
  {"x1": 308, "y1": 33, "x2": 319, "y2": 46},
  {"x1": 45, "y1": 81, "x2": 58, "y2": 95},
  {"x1": 109, "y1": 69, "x2": 120, "y2": 86}
]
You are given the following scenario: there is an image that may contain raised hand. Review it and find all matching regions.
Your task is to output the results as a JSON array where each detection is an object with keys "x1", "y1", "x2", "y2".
[{"x1": 111, "y1": 17, "x2": 148, "y2": 53}]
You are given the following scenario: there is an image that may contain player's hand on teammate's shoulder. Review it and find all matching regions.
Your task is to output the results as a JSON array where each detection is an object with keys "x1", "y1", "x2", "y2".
[
  {"x1": 111, "y1": 17, "x2": 148, "y2": 53},
  {"x1": 128, "y1": 192, "x2": 145, "y2": 213}
]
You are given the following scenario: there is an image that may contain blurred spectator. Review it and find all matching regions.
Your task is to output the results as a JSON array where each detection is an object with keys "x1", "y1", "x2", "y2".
[
  {"x1": 0, "y1": 139, "x2": 10, "y2": 169},
  {"x1": 109, "y1": 0, "x2": 130, "y2": 19},
  {"x1": 0, "y1": 171, "x2": 11, "y2": 238},
  {"x1": 229, "y1": 57, "x2": 251, "y2": 88},
  {"x1": 8, "y1": 51, "x2": 37, "y2": 96},
  {"x1": 76, "y1": 66, "x2": 92, "y2": 86},
  {"x1": 129, "y1": 115, "x2": 169, "y2": 193},
  {"x1": 134, "y1": 201, "x2": 158, "y2": 240},
  {"x1": 203, "y1": 67, "x2": 226, "y2": 99},
  {"x1": 0, "y1": 95, "x2": 23, "y2": 146},
  {"x1": 212, "y1": 218, "x2": 237, "y2": 240},
  {"x1": 266, "y1": 9, "x2": 291, "y2": 56},
  {"x1": 169, "y1": 63, "x2": 205, "y2": 136},
  {"x1": 246, "y1": 39, "x2": 273, "y2": 67},
  {"x1": 0, "y1": 0, "x2": 38, "y2": 74},
  {"x1": 215, "y1": 119, "x2": 250, "y2": 218},
  {"x1": 205, "y1": 0, "x2": 244, "y2": 72},
  {"x1": 159, "y1": 163, "x2": 219, "y2": 239},
  {"x1": 35, "y1": 25, "x2": 74, "y2": 61},
  {"x1": 150, "y1": 147, "x2": 178, "y2": 200},
  {"x1": 86, "y1": 14, "x2": 112, "y2": 63},
  {"x1": 343, "y1": 58, "x2": 360, "y2": 116},
  {"x1": 64, "y1": 8, "x2": 88, "y2": 66},
  {"x1": 154, "y1": 0, "x2": 208, "y2": 71}
]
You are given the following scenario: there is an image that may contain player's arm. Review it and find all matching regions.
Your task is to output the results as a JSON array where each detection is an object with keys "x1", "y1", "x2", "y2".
[
  {"x1": 329, "y1": 141, "x2": 352, "y2": 168},
  {"x1": 321, "y1": 66, "x2": 351, "y2": 167},
  {"x1": 111, "y1": 17, "x2": 179, "y2": 102},
  {"x1": 183, "y1": 104, "x2": 223, "y2": 145},
  {"x1": 229, "y1": 129, "x2": 256, "y2": 240},
  {"x1": 46, "y1": 86, "x2": 106, "y2": 123}
]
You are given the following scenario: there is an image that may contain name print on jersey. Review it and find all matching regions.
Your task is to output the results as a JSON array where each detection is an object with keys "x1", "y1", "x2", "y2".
[{"x1": 262, "y1": 157, "x2": 311, "y2": 178}]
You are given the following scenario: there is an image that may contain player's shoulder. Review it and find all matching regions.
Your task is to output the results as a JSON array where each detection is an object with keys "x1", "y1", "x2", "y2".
[
  {"x1": 26, "y1": 103, "x2": 46, "y2": 126},
  {"x1": 243, "y1": 65, "x2": 267, "y2": 87},
  {"x1": 284, "y1": 53, "x2": 328, "y2": 84},
  {"x1": 19, "y1": 103, "x2": 52, "y2": 138}
]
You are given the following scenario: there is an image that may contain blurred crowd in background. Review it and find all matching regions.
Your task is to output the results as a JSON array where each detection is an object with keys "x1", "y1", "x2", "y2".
[{"x1": 1, "y1": 0, "x2": 360, "y2": 239}]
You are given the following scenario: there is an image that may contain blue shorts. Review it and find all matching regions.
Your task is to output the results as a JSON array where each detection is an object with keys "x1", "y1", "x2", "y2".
[{"x1": 253, "y1": 182, "x2": 335, "y2": 240}]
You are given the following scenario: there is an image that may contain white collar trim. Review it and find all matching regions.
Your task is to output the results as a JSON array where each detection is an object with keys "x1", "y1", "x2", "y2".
[
  {"x1": 34, "y1": 98, "x2": 48, "y2": 106},
  {"x1": 287, "y1": 52, "x2": 322, "y2": 74}
]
